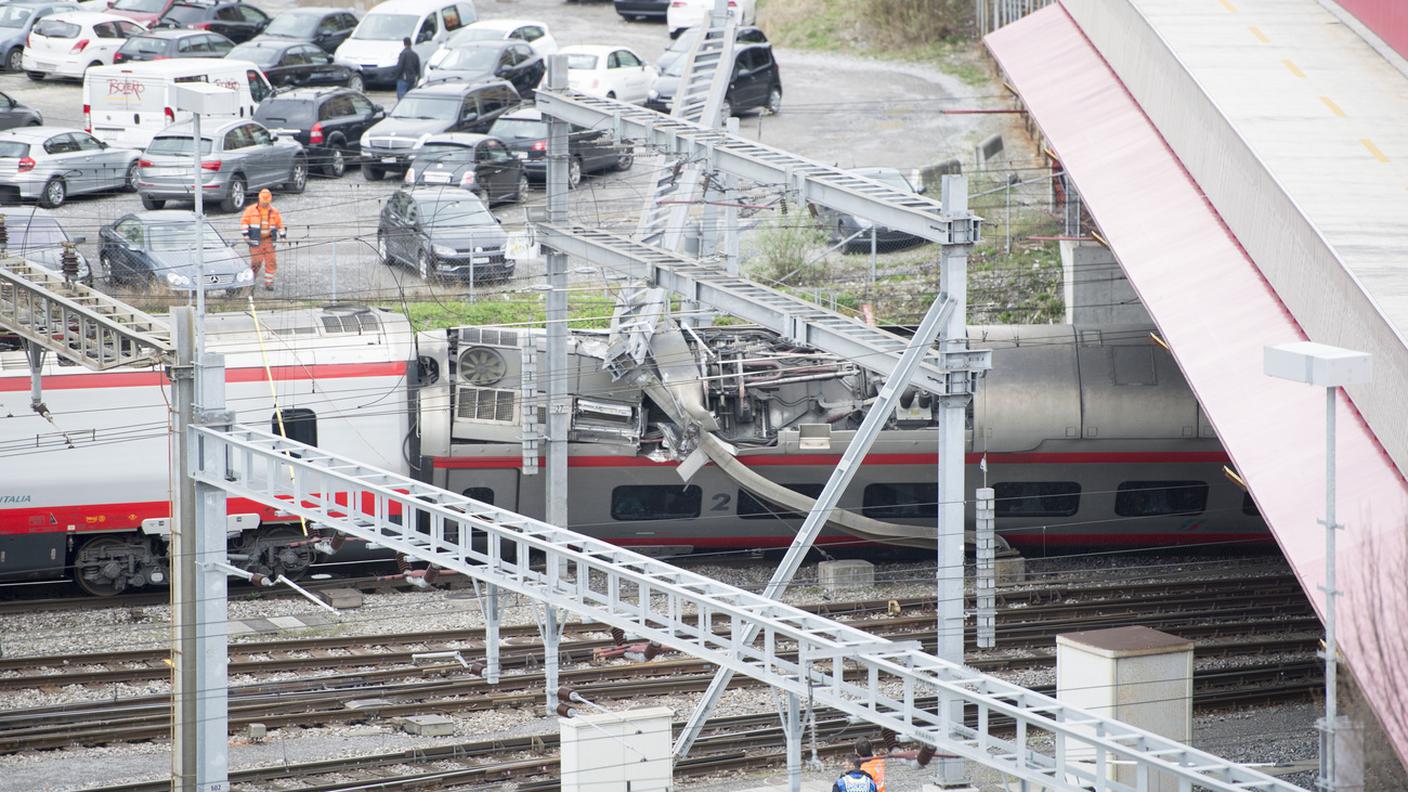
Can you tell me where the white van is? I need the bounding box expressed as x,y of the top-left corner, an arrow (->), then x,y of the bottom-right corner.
82,58 -> 273,150
334,0 -> 476,87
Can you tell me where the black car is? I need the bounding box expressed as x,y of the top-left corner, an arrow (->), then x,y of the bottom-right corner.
404,133 -> 526,205
657,25 -> 766,74
153,1 -> 269,43
98,210 -> 254,294
421,40 -> 542,99
812,167 -> 926,252
377,187 -> 510,283
648,42 -> 780,119
230,40 -> 361,90
488,106 -> 631,188
614,0 -> 669,21
112,28 -> 232,63
257,6 -> 357,53
360,80 -> 520,181
254,87 -> 382,177
0,90 -> 41,129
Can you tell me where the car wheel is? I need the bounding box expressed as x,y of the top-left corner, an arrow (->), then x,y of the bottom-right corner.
766,85 -> 782,115
221,176 -> 246,213
416,247 -> 431,281
98,252 -> 117,285
346,73 -> 363,92
364,164 -> 384,181
25,71 -> 43,81
515,172 -> 529,203
141,194 -> 165,210
85,61 -> 102,76
567,156 -> 582,190
376,233 -> 394,265
38,177 -> 64,209
323,146 -> 345,178
123,161 -> 139,192
613,149 -> 634,172
225,287 -> 251,299
5,48 -> 21,72
284,157 -> 307,193
719,99 -> 733,120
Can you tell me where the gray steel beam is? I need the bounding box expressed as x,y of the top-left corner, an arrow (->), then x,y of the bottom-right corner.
535,90 -> 980,244
545,57 -> 570,533
536,224 -> 989,396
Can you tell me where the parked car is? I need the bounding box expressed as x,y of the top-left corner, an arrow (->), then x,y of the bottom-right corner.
98,209 -> 253,294
105,0 -> 178,26
0,206 -> 90,281
613,0 -> 668,22
812,167 -> 926,252
112,28 -> 232,62
21,12 -> 144,80
359,79 -> 517,180
137,118 -> 306,212
151,1 -> 269,44
656,24 -> 765,75
0,126 -> 139,207
487,106 -> 631,188
648,42 -> 780,118
254,86 -> 383,176
403,133 -> 525,204
229,39 -> 362,89
422,40 -> 540,98
559,45 -> 655,104
377,187 -> 509,283
84,59 -> 273,150
257,7 -> 358,53
333,0 -> 476,87
0,0 -> 80,72
0,91 -> 43,129
666,0 -> 755,37
444,18 -> 554,57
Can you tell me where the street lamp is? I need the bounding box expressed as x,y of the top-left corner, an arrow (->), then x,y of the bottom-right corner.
1264,341 -> 1371,792
172,82 -> 238,356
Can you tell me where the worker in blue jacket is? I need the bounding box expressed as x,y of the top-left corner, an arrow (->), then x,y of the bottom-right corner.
831,756 -> 878,792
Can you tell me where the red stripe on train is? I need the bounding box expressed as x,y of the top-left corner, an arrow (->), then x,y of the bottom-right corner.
431,451 -> 1234,469
0,361 -> 408,392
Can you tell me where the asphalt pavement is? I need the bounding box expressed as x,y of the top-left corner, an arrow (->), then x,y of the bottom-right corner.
0,0 -> 987,307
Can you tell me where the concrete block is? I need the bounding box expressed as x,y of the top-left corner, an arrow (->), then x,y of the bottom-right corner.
561,707 -> 672,792
401,715 -> 456,736
995,554 -> 1026,584
266,616 -> 305,631
345,698 -> 392,710
1059,240 -> 1151,326
246,723 -> 266,741
318,587 -> 363,609
818,560 -> 875,593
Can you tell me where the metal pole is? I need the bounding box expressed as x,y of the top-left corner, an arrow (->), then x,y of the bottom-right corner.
25,343 -> 42,413
936,174 -> 970,786
545,55 -> 569,532
193,347 -> 228,792
976,486 -> 995,649
723,117 -> 740,276
1320,385 -> 1339,792
1004,175 -> 1011,256
484,583 -> 500,684
191,113 -> 204,354
543,606 -> 560,716
870,226 -> 878,285
330,239 -> 337,303
785,691 -> 802,792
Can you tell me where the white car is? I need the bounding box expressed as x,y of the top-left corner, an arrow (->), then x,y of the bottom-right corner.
559,45 -> 656,105
22,11 -> 143,80
444,18 -> 556,58
666,0 -> 755,37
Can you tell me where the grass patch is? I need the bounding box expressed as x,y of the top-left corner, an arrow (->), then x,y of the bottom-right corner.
391,293 -> 621,332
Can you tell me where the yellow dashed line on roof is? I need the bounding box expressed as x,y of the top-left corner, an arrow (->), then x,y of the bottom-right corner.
1282,59 -> 1306,78
1249,26 -> 1269,43
1320,96 -> 1346,117
1361,139 -> 1389,163
1220,0 -> 1237,12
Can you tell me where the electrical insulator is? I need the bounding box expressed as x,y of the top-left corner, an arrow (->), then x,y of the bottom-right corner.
881,729 -> 898,752
916,745 -> 936,767
396,555 -> 411,574
0,214 -> 9,253
60,242 -> 79,282
624,641 -> 664,662
423,566 -> 440,584
555,686 -> 582,718
610,627 -> 626,645
469,661 -> 486,677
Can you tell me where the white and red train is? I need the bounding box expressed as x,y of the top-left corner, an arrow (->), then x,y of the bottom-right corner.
0,305 -> 1266,594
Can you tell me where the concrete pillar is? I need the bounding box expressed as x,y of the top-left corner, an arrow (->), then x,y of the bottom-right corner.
1056,626 -> 1193,792
1060,240 -> 1151,326
560,706 -> 673,792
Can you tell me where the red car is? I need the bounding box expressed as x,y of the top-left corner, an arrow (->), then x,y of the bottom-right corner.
104,0 -> 178,26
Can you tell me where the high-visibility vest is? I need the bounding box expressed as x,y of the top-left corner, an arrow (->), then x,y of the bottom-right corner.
859,756 -> 886,792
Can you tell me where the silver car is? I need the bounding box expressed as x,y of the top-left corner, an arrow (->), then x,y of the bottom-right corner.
0,126 -> 140,208
137,118 -> 307,213
0,206 -> 91,281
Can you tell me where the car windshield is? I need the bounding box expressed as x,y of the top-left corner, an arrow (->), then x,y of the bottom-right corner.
4,216 -> 66,249
113,0 -> 166,11
564,53 -> 596,70
160,4 -> 207,24
664,57 -> 686,77
413,143 -> 472,162
0,142 -> 31,158
865,172 -> 913,192
120,35 -> 170,55
390,95 -> 459,120
0,6 -> 33,28
264,11 -> 320,37
488,117 -> 544,140
147,221 -> 225,251
351,12 -> 415,40
229,44 -> 280,67
417,196 -> 493,226
429,46 -> 496,71
146,135 -> 215,156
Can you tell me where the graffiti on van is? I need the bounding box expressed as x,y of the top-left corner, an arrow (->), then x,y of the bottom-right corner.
213,78 -> 239,91
107,78 -> 145,99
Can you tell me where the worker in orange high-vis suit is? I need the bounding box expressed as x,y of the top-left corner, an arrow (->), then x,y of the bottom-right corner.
854,739 -> 886,792
241,189 -> 284,291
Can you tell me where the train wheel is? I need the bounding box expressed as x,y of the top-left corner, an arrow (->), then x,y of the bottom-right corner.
242,526 -> 314,581
73,537 -> 134,597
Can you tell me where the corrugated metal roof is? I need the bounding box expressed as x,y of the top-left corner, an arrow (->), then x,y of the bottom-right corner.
987,3 -> 1408,767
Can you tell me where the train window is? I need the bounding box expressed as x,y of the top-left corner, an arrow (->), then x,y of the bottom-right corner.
463,487 -> 494,505
862,483 -> 938,520
1114,481 -> 1209,517
276,408 -> 317,450
737,484 -> 825,520
993,482 -> 1081,517
1242,492 -> 1260,517
611,485 -> 702,521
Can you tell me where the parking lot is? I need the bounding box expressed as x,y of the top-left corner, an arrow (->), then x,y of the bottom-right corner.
0,0 -> 988,306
